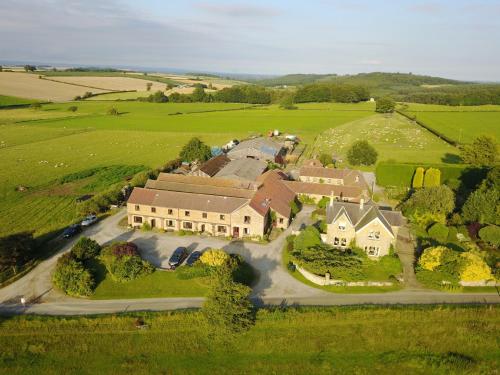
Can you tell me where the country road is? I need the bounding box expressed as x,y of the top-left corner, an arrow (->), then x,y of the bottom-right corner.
0,207 -> 498,316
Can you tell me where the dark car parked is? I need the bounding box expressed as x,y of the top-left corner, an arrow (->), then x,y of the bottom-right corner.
168,247 -> 188,269
63,224 -> 81,238
186,251 -> 202,266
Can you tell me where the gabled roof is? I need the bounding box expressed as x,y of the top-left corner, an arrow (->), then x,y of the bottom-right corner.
326,201 -> 404,235
215,158 -> 267,181
283,181 -> 365,200
250,170 -> 296,218
228,137 -> 282,157
198,154 -> 231,177
299,167 -> 367,187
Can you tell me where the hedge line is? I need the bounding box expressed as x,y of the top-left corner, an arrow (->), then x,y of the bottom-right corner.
375,162 -> 469,187
396,109 -> 458,146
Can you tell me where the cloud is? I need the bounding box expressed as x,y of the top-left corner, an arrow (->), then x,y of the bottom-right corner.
195,2 -> 281,17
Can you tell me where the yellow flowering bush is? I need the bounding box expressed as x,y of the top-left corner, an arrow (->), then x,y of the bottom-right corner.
200,249 -> 229,267
459,252 -> 492,281
418,246 -> 451,271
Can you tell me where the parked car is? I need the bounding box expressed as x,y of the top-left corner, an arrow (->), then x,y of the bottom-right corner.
81,214 -> 98,227
63,224 -> 81,238
168,247 -> 188,269
186,251 -> 202,266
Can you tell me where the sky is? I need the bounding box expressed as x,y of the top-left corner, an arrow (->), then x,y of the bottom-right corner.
1,0 -> 499,81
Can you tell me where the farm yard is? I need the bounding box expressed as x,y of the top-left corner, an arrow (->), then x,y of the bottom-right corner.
313,112 -> 458,165
0,101 -> 374,238
401,103 -> 500,144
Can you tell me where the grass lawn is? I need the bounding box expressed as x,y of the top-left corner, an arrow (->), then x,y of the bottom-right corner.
401,103 -> 500,144
0,101 -> 374,238
85,91 -> 153,101
282,249 -> 402,294
312,112 -> 458,169
0,95 -> 39,107
0,305 -> 497,374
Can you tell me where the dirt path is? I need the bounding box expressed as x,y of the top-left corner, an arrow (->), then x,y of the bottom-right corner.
396,225 -> 422,289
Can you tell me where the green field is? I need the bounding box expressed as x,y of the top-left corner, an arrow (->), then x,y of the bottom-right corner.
0,95 -> 39,107
85,91 -> 152,101
402,103 -> 500,143
0,306 -> 498,374
0,101 -> 374,238
313,112 -> 458,166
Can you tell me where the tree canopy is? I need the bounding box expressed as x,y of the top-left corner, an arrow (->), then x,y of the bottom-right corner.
460,135 -> 497,167
179,137 -> 212,163
347,140 -> 378,166
375,96 -> 395,113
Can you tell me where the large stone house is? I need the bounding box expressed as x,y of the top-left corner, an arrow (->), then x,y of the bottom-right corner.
127,171 -> 297,238
325,199 -> 404,257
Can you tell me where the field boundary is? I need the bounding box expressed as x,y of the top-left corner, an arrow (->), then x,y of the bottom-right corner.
396,109 -> 458,147
39,76 -> 117,92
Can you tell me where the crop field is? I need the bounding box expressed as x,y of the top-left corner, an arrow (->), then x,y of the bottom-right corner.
44,76 -> 167,92
0,101 -> 374,238
0,305 -> 498,374
402,103 -> 500,143
313,112 -> 457,166
0,72 -> 110,102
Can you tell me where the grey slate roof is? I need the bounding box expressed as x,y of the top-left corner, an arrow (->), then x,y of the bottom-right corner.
215,158 -> 268,181
228,137 -> 282,158
326,201 -> 404,235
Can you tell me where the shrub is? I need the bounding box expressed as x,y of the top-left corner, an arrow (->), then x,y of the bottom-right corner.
317,196 -> 330,209
418,246 -> 454,271
293,226 -> 321,252
52,253 -> 94,296
319,153 -> 333,166
459,252 -> 492,281
176,262 -> 212,280
423,168 -> 441,187
68,106 -> 78,112
375,96 -> 395,113
107,107 -> 119,116
71,237 -> 101,260
403,185 -> 455,219
200,249 -> 230,267
347,140 -> 378,166
141,222 -> 152,231
479,225 -> 500,247
427,223 -> 450,243
412,167 -> 424,188
99,242 -> 154,282
179,137 -> 212,163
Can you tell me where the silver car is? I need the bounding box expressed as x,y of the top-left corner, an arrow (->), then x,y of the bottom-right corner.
81,214 -> 98,227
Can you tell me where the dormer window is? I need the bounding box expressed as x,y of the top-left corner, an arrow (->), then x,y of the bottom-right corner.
338,222 -> 346,231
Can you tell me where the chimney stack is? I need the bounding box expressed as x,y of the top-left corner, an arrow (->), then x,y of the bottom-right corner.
329,190 -> 334,208
360,198 -> 364,210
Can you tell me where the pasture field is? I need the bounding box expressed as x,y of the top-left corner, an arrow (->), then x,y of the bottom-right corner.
0,72 -> 110,102
401,103 -> 500,143
313,112 -> 457,166
0,102 -> 374,238
0,306 -> 498,374
0,95 -> 38,107
85,91 -> 153,101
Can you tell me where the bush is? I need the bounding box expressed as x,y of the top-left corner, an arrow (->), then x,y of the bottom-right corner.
319,153 -> 333,166
293,226 -> 321,252
347,140 -> 378,166
179,137 -> 212,163
427,223 -> 450,243
479,225 -> 500,247
68,106 -> 78,112
200,249 -> 230,267
375,96 -> 395,113
412,167 -> 424,188
403,185 -> 455,220
418,246 -> 455,271
176,262 -> 212,280
107,107 -> 119,116
52,253 -> 94,297
317,196 -> 330,209
99,242 -> 154,282
423,168 -> 441,187
459,252 -> 492,281
71,237 -> 101,260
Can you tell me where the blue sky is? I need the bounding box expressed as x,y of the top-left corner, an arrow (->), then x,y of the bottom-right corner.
1,0 -> 499,80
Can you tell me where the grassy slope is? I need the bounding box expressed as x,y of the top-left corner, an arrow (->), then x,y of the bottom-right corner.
0,102 -> 373,237
0,95 -> 38,107
403,103 -> 500,143
313,112 -> 458,168
0,306 -> 498,374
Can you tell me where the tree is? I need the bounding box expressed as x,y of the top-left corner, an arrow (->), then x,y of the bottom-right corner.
179,137 -> 212,163
0,232 -> 35,273
146,90 -> 168,103
146,82 -> 152,91
99,243 -> 154,282
279,94 -> 297,110
191,86 -> 206,102
202,266 -> 253,334
293,226 -> 322,252
71,237 -> 101,261
24,65 -> 36,72
68,106 -> 78,112
462,188 -> 499,225
347,140 -> 378,166
403,185 -> 455,219
319,153 -> 333,167
52,253 -> 95,296
200,249 -> 230,267
30,102 -> 41,110
0,66 -> 3,72
460,135 -> 497,166
107,107 -> 119,116
479,225 -> 500,247
375,97 -> 395,113
412,167 -> 424,188
423,168 -> 441,187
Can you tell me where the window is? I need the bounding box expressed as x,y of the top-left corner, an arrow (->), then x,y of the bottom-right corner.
220,214 -> 225,220
151,207 -> 156,213
183,222 -> 193,230
135,205 -> 140,211
166,220 -> 174,227
334,237 -> 339,246
340,238 -> 347,247
338,222 -> 346,231
368,231 -> 381,240
185,211 -> 190,217
279,218 -> 284,224
202,212 -> 208,219
217,226 -> 226,233
243,228 -> 249,235
168,209 -> 173,215
367,246 -> 379,256
244,216 -> 251,224
133,216 -> 142,223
